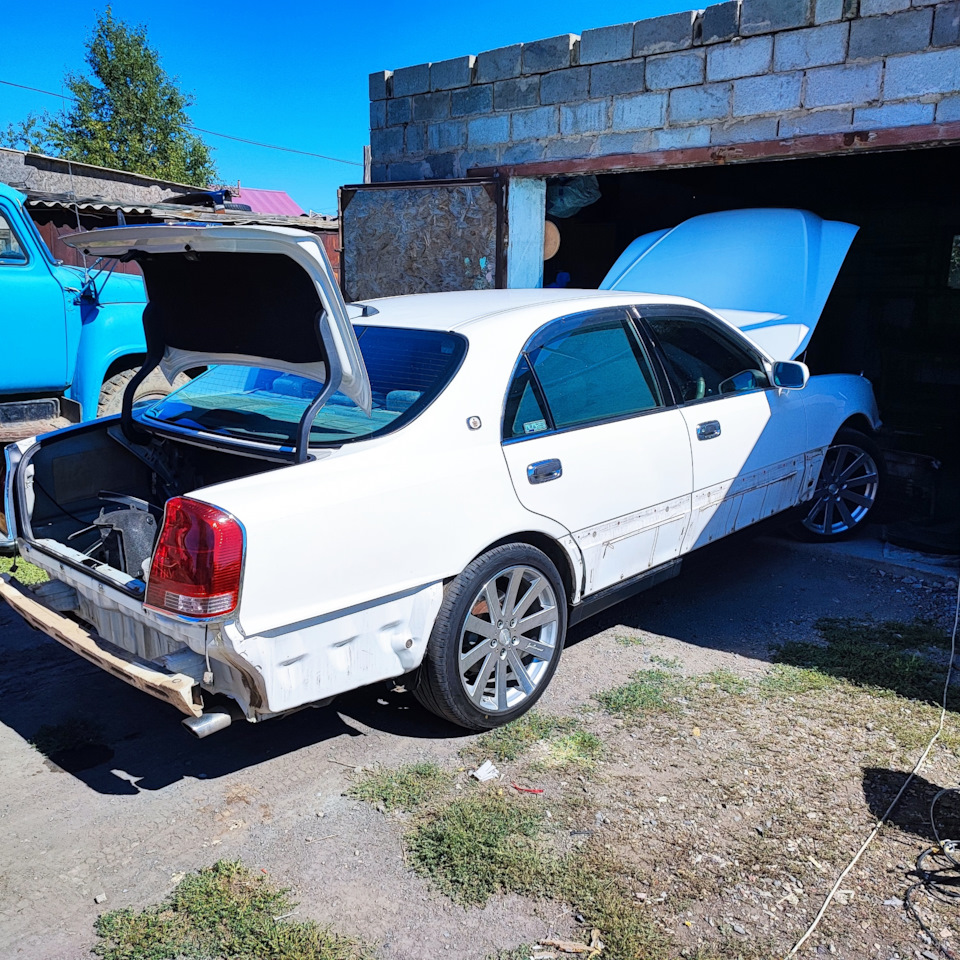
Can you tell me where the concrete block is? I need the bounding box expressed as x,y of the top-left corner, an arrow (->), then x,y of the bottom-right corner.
511,106 -> 560,140
653,125 -> 712,149
710,116 -> 780,143
932,1 -> 960,47
611,92 -> 668,130
733,71 -> 802,115
370,126 -> 404,160
706,36 -> 773,80
589,61 -> 646,97
523,34 -> 578,75
370,100 -> 386,130
634,10 -> 697,55
467,114 -> 510,147
814,0 -> 844,23
581,22 -> 635,64
369,71 -> 392,101
849,8 -> 933,58
561,100 -> 610,135
540,67 -> 590,104
430,55 -> 476,91
494,77 -> 541,111
427,120 -> 467,151
476,44 -> 523,83
670,83 -> 732,122
774,22 -> 849,70
412,92 -> 451,122
700,2 -> 740,44
405,124 -> 425,154
460,149 -> 499,173
884,47 -> 960,98
803,62 -> 882,107
544,137 -> 593,160
425,153 -> 457,178
595,130 -> 656,155
860,0 -> 909,13
388,161 -> 428,181
741,0 -> 813,35
936,95 -> 960,122
646,50 -> 706,88
853,101 -> 935,127
451,84 -> 494,117
386,97 -> 411,126
370,162 -> 388,183
501,141 -> 545,165
392,63 -> 431,97
778,107 -> 853,136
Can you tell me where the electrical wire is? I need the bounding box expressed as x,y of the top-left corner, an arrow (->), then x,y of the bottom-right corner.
784,573 -> 960,959
0,78 -> 362,167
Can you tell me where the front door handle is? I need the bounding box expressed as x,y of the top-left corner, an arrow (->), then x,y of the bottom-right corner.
696,420 -> 721,441
527,458 -> 562,484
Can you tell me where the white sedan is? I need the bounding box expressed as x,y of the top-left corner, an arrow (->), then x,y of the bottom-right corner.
0,209 -> 882,734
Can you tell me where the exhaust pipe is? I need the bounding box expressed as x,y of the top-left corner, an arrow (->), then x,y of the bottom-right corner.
182,707 -> 235,739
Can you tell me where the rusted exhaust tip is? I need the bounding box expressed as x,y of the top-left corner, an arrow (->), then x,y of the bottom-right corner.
182,708 -> 234,739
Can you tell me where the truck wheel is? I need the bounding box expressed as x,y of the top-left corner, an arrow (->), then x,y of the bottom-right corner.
97,367 -> 189,418
413,543 -> 566,731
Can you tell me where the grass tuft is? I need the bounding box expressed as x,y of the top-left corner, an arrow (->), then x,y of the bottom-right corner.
347,762 -> 450,812
593,669 -> 680,717
0,556 -> 48,585
696,668 -> 751,697
614,633 -> 647,647
93,860 -> 368,960
537,730 -> 604,771
463,712 -> 579,763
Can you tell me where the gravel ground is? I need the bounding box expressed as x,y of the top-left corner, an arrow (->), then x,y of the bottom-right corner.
0,530 -> 956,960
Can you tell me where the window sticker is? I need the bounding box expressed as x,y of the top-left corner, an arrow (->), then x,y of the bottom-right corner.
523,419 -> 547,434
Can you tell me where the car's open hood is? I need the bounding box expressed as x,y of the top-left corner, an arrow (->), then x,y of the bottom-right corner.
65,224 -> 371,413
600,208 -> 858,359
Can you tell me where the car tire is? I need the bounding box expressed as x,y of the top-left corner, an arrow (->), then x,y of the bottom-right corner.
97,367 -> 189,418
791,427 -> 884,541
413,543 -> 567,731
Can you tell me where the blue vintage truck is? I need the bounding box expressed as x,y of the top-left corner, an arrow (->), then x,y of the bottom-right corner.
0,181 -> 181,435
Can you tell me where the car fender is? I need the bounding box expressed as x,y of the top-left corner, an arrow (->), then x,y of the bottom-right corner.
801,373 -> 881,449
69,301 -> 147,419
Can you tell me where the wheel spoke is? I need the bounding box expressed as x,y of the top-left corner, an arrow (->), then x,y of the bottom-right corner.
850,471 -> 878,487
516,634 -> 552,658
838,451 -> 867,482
464,614 -> 499,640
469,653 -> 497,705
502,568 -> 524,620
483,581 -> 502,624
460,641 -> 492,669
517,607 -> 556,634
514,576 -> 546,619
842,489 -> 874,509
495,658 -> 509,711
822,498 -> 835,533
835,497 -> 855,530
506,650 -> 534,695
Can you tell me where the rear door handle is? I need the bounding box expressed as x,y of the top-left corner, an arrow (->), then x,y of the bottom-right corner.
527,458 -> 562,484
696,420 -> 721,441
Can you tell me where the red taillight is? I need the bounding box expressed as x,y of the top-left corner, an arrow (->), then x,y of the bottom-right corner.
145,497 -> 244,618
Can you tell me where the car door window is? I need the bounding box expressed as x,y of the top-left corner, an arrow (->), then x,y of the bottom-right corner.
503,309 -> 662,439
0,212 -> 28,264
646,315 -> 769,402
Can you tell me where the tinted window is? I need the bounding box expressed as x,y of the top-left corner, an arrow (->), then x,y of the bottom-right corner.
646,315 -> 769,402
143,325 -> 466,447
504,310 -> 662,438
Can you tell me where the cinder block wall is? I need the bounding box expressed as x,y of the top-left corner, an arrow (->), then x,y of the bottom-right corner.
368,0 -> 960,181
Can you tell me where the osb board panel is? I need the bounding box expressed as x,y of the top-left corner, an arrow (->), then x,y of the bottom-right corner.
342,183 -> 498,301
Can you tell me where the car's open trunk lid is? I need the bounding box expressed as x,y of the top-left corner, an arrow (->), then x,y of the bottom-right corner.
600,208 -> 858,360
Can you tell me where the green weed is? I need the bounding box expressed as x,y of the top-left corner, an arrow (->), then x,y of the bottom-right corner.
695,668 -> 751,696
93,860 -> 368,960
347,762 -> 450,812
650,654 -> 682,670
462,712 -> 579,763
614,634 -> 647,647
538,730 -> 604,771
593,669 -> 680,717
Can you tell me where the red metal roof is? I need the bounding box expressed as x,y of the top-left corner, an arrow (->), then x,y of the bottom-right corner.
230,187 -> 305,216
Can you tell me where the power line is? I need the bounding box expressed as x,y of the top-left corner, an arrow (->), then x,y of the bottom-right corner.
0,78 -> 362,167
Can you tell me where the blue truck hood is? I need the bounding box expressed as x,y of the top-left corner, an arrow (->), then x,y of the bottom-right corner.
53,264 -> 146,305
600,208 -> 858,360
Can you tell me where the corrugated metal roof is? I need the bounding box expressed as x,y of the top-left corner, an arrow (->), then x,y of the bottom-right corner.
229,187 -> 305,216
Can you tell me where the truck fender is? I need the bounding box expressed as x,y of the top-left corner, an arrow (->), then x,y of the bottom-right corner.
68,303 -> 147,419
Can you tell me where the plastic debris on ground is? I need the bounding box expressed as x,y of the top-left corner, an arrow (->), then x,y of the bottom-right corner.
471,760 -> 499,782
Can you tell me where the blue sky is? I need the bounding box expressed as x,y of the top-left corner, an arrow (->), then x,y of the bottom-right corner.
1,1 -> 694,216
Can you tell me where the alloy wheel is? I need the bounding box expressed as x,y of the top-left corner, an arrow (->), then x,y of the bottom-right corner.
802,443 -> 880,537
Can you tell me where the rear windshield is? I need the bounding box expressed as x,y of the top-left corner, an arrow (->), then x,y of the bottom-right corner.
141,325 -> 466,448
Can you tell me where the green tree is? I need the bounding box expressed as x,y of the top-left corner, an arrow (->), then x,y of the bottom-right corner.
3,8 -> 216,185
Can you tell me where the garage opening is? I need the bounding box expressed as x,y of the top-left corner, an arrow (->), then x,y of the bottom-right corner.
542,147 -> 960,548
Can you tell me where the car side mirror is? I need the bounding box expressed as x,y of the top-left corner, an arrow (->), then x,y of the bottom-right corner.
772,360 -> 809,390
